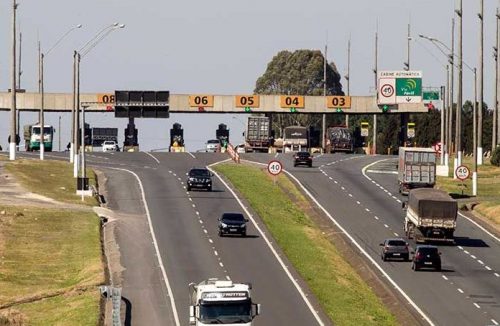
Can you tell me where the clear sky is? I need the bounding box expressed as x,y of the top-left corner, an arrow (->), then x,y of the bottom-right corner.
0,0 -> 498,151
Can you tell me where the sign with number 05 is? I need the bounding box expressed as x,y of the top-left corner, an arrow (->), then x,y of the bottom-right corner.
326,96 -> 351,108
455,165 -> 470,181
189,95 -> 214,107
280,96 -> 304,108
267,160 -> 283,176
235,95 -> 260,108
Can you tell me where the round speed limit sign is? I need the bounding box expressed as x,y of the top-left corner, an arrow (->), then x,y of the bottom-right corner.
455,165 -> 470,180
267,160 -> 283,176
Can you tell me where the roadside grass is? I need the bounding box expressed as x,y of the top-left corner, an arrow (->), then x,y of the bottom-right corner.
0,205 -> 104,323
4,159 -> 98,206
214,163 -> 397,326
437,157 -> 500,226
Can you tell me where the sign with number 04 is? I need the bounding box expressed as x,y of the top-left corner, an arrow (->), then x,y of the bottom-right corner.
267,160 -> 283,176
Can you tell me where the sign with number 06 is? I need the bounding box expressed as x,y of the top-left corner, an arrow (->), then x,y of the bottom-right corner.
267,160 -> 283,176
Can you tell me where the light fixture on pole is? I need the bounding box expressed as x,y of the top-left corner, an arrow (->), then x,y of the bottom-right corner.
40,24 -> 82,160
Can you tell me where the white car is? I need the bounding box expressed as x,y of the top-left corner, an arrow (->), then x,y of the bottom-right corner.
205,139 -> 221,152
102,141 -> 119,152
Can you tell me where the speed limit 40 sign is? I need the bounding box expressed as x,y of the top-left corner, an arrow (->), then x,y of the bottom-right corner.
267,160 -> 283,176
455,165 -> 470,181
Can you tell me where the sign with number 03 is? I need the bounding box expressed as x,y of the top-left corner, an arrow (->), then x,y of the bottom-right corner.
235,95 -> 260,108
455,165 -> 470,181
267,160 -> 283,176
326,96 -> 351,108
280,96 -> 304,108
189,95 -> 214,107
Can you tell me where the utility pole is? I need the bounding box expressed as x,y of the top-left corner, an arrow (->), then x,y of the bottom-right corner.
373,30 -> 378,155
71,51 -> 76,163
38,40 -> 41,122
478,0 -> 484,165
405,22 -> 411,70
322,41 -> 327,153
9,0 -> 17,161
449,18 -> 455,165
73,52 -> 81,177
455,0 -> 463,173
17,30 -> 22,138
497,8 -> 500,148
40,53 -> 45,160
345,37 -> 351,127
473,68 -> 478,196
58,116 -> 61,152
491,7 -> 500,152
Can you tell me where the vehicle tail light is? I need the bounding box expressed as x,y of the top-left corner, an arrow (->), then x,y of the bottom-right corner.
415,252 -> 423,259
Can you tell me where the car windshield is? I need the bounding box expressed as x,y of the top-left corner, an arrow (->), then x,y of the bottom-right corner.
418,247 -> 438,255
222,213 -> 245,222
190,169 -> 210,177
297,152 -> 310,157
104,141 -> 115,145
387,240 -> 406,246
199,300 -> 252,324
207,140 -> 220,144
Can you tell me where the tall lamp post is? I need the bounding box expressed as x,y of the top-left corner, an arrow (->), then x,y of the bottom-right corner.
73,23 -> 125,186
9,0 -> 18,161
40,24 -> 82,160
419,34 -> 478,196
71,23 -> 124,171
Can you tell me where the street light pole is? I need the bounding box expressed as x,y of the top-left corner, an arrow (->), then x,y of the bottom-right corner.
373,30 -> 378,155
497,8 -> 500,148
9,0 -> 18,161
345,37 -> 351,127
473,68 -> 478,196
478,0 -> 484,165
456,0 -> 463,168
449,18 -> 455,167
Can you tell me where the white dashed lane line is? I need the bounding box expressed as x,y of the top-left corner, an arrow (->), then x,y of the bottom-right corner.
458,288 -> 464,294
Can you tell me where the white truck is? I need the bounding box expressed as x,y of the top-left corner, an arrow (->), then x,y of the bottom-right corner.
189,279 -> 261,325
404,188 -> 458,243
23,123 -> 55,152
398,147 -> 436,195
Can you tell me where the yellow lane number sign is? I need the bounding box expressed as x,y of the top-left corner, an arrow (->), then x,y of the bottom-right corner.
189,95 -> 214,107
235,95 -> 260,108
97,93 -> 115,104
280,95 -> 304,108
326,96 -> 351,108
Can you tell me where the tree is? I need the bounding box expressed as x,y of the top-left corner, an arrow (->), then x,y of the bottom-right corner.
254,49 -> 343,136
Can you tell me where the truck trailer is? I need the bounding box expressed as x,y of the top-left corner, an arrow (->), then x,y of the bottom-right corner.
404,188 -> 457,243
245,116 -> 271,152
283,126 -> 308,152
326,126 -> 354,153
398,147 -> 436,195
189,279 -> 261,325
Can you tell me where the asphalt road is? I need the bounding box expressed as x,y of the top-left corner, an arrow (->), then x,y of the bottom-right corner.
7,150 -> 500,326
242,152 -> 500,326
45,151 -> 327,326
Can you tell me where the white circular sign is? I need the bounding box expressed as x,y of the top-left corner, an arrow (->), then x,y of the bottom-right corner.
381,84 -> 395,97
267,160 -> 283,176
455,165 -> 470,181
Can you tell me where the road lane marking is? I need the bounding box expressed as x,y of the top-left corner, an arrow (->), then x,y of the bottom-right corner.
187,152 -> 196,159
348,194 -> 353,197
145,152 -> 160,164
492,319 -> 499,325
384,224 -> 389,228
109,167 -> 180,325
494,273 -> 500,277
458,288 -> 464,294
214,251 -> 218,256
366,170 -> 398,174
374,216 -> 379,220
485,266 -> 492,271
471,255 -> 477,259
219,262 -> 224,267
209,162 -> 326,326
393,232 -> 399,237
473,303 -> 480,309
442,275 -> 448,281
477,260 -> 484,265
356,201 -> 361,205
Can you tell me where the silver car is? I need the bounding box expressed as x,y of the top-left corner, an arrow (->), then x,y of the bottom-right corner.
205,139 -> 221,152
380,238 -> 410,261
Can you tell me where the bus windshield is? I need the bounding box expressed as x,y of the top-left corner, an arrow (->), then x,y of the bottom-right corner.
32,127 -> 52,135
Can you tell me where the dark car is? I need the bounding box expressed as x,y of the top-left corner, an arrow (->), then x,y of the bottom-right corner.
294,151 -> 312,167
218,213 -> 248,237
380,238 -> 410,261
186,168 -> 213,191
412,245 -> 442,271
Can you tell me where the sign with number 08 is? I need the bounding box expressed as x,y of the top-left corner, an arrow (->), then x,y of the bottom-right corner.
455,165 -> 470,180
267,160 -> 283,176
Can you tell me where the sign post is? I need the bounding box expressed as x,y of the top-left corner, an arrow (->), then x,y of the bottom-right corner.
455,165 -> 471,195
267,160 -> 283,185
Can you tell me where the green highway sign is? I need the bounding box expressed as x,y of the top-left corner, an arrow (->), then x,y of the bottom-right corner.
378,71 -> 423,104
396,78 -> 422,97
423,91 -> 440,101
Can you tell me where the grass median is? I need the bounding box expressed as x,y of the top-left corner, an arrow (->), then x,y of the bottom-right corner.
436,158 -> 500,227
0,205 -> 104,325
213,163 -> 397,326
5,159 -> 98,206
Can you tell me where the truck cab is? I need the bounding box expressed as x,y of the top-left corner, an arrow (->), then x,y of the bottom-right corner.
189,279 -> 261,325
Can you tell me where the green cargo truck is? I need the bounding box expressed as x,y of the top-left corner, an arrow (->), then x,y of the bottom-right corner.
23,124 -> 55,152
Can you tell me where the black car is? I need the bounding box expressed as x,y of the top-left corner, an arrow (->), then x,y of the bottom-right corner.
380,238 -> 410,261
412,245 -> 442,271
186,168 -> 213,191
294,151 -> 312,167
218,213 -> 248,237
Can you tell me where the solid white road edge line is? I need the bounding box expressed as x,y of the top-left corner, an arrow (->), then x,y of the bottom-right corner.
145,152 -> 160,164
110,167 -> 180,326
208,162 -> 325,326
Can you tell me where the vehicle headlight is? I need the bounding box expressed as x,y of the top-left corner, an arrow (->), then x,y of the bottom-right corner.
240,224 -> 246,228
221,223 -> 227,228
189,177 -> 195,181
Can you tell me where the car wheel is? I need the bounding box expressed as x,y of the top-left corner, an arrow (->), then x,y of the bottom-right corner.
412,263 -> 419,271
404,254 -> 410,262
308,163 -> 312,167
219,231 -> 223,237
187,186 -> 191,191
436,264 -> 441,271
242,231 -> 246,237
381,253 -> 386,261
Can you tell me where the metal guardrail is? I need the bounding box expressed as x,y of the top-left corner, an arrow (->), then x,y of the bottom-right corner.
100,285 -> 122,326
